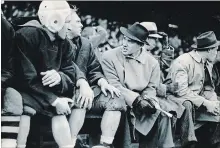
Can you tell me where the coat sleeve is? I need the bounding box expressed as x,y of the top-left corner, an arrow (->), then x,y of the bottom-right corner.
16,28 -> 58,105
101,53 -> 139,106
167,60 -> 207,108
53,39 -> 86,95
213,63 -> 220,97
140,62 -> 160,103
1,17 -> 16,89
87,43 -> 105,85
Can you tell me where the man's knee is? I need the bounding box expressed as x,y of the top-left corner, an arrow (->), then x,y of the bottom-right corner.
2,87 -> 23,115
181,101 -> 194,122
183,101 -> 193,111
52,115 -> 69,129
159,113 -> 171,126
106,96 -> 127,112
23,106 -> 36,116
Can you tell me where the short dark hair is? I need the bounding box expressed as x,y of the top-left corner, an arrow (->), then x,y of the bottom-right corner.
69,4 -> 78,13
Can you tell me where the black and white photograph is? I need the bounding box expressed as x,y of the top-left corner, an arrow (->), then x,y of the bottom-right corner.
1,1 -> 220,148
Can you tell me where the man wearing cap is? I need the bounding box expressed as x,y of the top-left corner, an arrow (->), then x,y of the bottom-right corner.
140,22 -> 164,56
101,22 -> 174,148
165,31 -> 220,148
14,1 -> 90,148
140,22 -> 185,127
140,22 -> 174,80
211,44 -> 220,148
64,8 -> 126,148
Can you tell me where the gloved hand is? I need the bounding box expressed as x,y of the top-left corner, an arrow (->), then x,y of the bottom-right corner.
132,96 -> 157,115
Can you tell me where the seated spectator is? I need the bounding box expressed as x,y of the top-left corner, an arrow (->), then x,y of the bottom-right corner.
213,48 -> 220,99
66,8 -> 126,148
13,1 -> 89,148
101,22 -> 174,148
1,12 -> 23,148
212,44 -> 220,148
165,31 -> 220,148
81,26 -> 108,60
140,21 -> 185,126
141,22 -> 163,55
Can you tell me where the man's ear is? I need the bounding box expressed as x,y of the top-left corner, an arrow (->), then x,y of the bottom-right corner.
207,48 -> 212,52
206,49 -> 210,53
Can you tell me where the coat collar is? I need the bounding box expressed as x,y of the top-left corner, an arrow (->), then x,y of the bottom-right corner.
189,50 -> 204,63
123,48 -> 147,64
20,20 -> 56,41
189,50 -> 213,70
72,36 -> 82,49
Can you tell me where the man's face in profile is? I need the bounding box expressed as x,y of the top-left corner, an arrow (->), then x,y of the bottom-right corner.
66,12 -> 83,39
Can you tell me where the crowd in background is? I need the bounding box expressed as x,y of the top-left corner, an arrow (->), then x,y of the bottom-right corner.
1,2 -> 220,148
1,2 -> 205,59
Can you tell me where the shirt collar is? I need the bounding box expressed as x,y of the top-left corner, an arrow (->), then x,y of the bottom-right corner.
72,36 -> 81,49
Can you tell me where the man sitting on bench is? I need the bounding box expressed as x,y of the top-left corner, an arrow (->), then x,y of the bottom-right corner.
65,7 -> 127,148
1,9 -> 23,148
101,22 -> 174,148
13,1 -> 90,148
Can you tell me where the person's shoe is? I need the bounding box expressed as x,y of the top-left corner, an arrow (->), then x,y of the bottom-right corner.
182,141 -> 196,148
92,142 -> 113,148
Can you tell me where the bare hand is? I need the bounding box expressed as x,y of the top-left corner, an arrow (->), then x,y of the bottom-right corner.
203,100 -> 220,116
99,78 -> 121,98
41,70 -> 61,87
55,97 -> 73,115
76,79 -> 94,109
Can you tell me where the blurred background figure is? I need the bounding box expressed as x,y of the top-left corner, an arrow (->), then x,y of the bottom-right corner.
168,24 -> 182,58
141,22 -> 163,55
140,22 -> 174,78
81,26 -> 110,61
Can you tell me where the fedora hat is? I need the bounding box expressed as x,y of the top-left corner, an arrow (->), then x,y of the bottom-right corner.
120,22 -> 149,44
191,31 -> 220,50
140,22 -> 162,39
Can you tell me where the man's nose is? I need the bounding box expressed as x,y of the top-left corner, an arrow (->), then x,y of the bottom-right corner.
123,40 -> 128,46
80,23 -> 83,28
123,43 -> 127,47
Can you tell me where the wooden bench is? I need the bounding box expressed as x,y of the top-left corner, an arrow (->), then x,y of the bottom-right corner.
26,111 -> 135,148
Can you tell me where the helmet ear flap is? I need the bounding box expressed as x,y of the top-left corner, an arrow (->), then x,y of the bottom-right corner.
47,13 -> 65,33
38,1 -> 71,33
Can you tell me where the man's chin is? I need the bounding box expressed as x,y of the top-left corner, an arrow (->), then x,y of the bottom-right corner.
67,34 -> 78,40
121,51 -> 129,56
